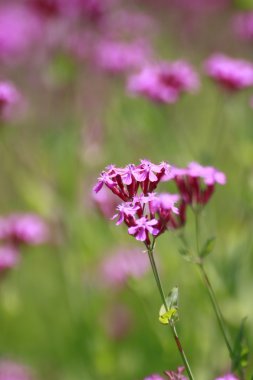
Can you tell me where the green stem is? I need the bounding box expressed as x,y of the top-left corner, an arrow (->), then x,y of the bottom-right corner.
146,243 -> 195,380
194,213 -> 235,367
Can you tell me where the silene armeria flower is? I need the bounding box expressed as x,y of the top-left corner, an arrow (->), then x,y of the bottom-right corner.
204,53 -> 253,91
127,60 -> 200,103
144,367 -> 187,380
0,359 -> 35,380
170,162 -> 226,207
0,245 -> 20,273
94,160 -> 181,244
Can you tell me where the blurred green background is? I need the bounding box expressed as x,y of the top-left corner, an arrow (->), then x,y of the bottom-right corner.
1,1 -> 253,379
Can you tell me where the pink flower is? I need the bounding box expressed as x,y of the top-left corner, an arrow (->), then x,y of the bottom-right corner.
0,214 -> 49,246
112,203 -> 140,225
128,60 -> 199,103
102,247 -> 149,286
128,217 -> 159,242
165,366 -> 187,379
0,245 -> 19,272
215,374 -> 239,380
204,54 -> 253,91
0,82 -> 21,120
94,39 -> 151,74
170,163 -> 226,207
92,186 -> 120,219
144,375 -> 165,380
233,12 -> 253,41
0,359 -> 34,380
0,5 -> 42,63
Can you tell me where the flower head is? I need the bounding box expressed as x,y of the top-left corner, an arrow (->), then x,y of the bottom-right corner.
171,162 -> 226,207
204,54 -> 253,91
128,60 -> 199,103
164,366 -> 187,379
0,214 -> 49,246
128,217 -> 159,242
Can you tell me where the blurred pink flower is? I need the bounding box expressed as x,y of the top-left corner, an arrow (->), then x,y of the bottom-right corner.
0,82 -> 22,121
170,0 -> 228,12
233,12 -> 253,41
101,247 -> 149,286
94,39 -> 151,74
128,60 -> 199,103
215,374 -> 239,380
0,5 -> 42,63
144,375 -> 165,380
164,366 -> 187,379
204,54 -> 253,91
92,186 -> 120,219
0,214 -> 49,246
0,245 -> 19,272
0,360 -> 34,380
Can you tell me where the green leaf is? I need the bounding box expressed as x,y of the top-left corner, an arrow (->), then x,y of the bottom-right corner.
233,0 -> 253,10
159,287 -> 179,325
232,317 -> 249,374
200,237 -> 216,258
178,248 -> 189,256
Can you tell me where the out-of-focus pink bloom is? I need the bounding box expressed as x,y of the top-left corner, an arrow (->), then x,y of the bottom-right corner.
92,186 -> 120,219
170,0 -> 228,12
94,39 -> 151,74
0,5 -> 42,63
0,245 -> 19,272
144,375 -> 165,380
128,60 -> 199,103
0,360 -> 34,380
104,303 -> 133,340
65,31 -> 95,61
0,214 -> 49,246
0,82 -> 21,120
164,366 -> 187,379
233,12 -> 253,41
28,0 -> 62,18
171,162 -> 226,206
204,54 -> 253,91
144,367 -> 187,380
102,247 -> 149,286
100,10 -> 157,39
215,374 -> 239,380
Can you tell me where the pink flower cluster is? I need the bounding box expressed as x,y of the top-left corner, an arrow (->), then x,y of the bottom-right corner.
94,160 -> 226,245
204,54 -> 253,91
0,213 -> 48,273
128,60 -> 200,103
144,370 -> 238,380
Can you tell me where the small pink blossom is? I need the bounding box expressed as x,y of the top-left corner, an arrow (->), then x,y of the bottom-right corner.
102,247 -> 149,286
171,162 -> 226,206
144,375 -> 165,380
112,203 -> 140,225
204,54 -> 253,91
128,217 -> 159,242
128,60 -> 199,103
0,245 -> 19,272
165,366 -> 187,379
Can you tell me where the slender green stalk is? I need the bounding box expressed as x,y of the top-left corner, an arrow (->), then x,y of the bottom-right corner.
194,213 -> 234,361
146,243 -> 195,380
